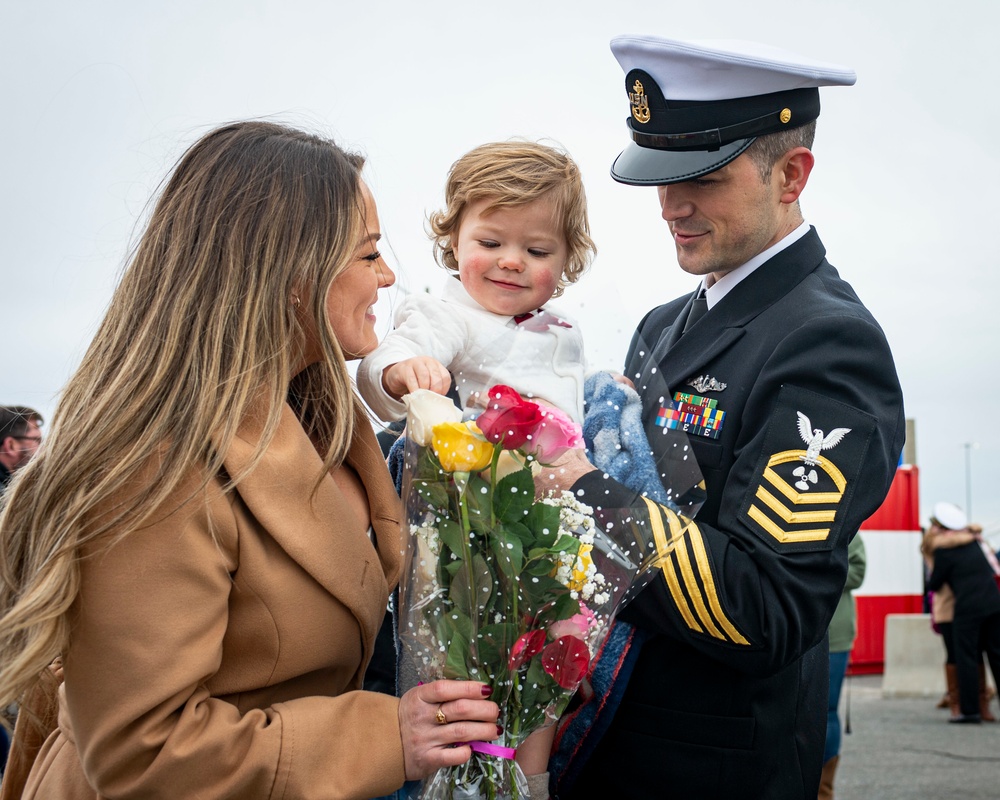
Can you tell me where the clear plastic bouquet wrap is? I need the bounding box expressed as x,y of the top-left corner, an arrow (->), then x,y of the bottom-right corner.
396,384 -> 703,799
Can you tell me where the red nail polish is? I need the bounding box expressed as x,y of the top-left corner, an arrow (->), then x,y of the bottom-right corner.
496,724 -> 504,736
481,685 -> 493,697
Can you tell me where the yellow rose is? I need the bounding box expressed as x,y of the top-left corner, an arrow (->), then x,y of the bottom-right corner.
431,421 -> 494,473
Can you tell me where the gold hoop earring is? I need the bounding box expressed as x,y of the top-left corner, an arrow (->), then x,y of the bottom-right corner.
291,295 -> 301,309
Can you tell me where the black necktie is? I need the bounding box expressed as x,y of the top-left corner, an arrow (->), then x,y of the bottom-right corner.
682,290 -> 708,334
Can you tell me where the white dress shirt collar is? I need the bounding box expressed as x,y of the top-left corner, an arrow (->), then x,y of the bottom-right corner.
700,221 -> 810,308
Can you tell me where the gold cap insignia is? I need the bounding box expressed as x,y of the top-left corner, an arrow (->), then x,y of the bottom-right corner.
779,108 -> 792,124
629,79 -> 651,124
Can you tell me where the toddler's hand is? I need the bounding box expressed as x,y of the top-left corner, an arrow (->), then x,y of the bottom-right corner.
383,357 -> 452,400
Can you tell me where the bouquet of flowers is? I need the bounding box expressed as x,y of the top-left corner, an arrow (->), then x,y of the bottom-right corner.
397,385 -> 690,799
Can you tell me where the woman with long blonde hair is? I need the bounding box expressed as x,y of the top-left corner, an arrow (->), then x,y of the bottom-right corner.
0,120 -> 500,799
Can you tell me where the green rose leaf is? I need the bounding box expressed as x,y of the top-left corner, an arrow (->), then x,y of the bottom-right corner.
411,472 -> 452,513
549,591 -> 580,621
445,626 -> 472,680
476,622 -> 517,678
435,605 -> 474,680
494,469 -> 534,524
504,520 -> 536,549
525,552 -> 557,575
550,533 -> 582,556
520,574 -> 569,610
438,518 -> 466,556
490,531 -> 524,579
524,502 -> 561,547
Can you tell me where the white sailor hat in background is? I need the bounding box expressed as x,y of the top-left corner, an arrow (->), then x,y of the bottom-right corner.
609,35 -> 857,185
930,501 -> 969,531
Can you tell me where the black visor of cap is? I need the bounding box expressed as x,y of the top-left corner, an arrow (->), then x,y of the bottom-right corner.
612,69 -> 821,185
612,138 -> 755,185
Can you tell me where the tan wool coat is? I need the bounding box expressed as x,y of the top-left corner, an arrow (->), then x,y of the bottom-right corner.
2,403 -> 404,799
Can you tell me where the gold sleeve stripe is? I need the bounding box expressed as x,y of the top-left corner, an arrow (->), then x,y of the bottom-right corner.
683,521 -> 751,645
642,498 -> 749,646
662,512 -> 726,640
754,486 -> 838,524
640,496 -> 703,634
748,505 -> 832,543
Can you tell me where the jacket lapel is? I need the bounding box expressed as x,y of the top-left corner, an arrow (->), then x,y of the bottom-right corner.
659,228 -> 828,391
223,402 -> 400,659
345,412 -> 402,589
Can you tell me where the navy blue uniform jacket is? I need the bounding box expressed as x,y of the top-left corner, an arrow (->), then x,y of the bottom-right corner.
570,228 -> 905,799
926,543 -> 1000,618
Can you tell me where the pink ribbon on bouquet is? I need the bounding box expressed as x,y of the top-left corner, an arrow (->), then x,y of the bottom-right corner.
468,741 -> 517,760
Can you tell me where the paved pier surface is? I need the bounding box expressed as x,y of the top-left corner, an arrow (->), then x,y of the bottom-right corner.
836,674 -> 1000,799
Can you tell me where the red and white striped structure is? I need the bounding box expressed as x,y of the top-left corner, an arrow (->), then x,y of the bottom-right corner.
850,463 -> 923,674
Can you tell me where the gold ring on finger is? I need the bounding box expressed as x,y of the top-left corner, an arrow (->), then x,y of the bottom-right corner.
435,705 -> 447,725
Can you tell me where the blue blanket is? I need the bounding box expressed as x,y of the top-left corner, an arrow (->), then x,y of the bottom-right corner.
581,371 -> 668,503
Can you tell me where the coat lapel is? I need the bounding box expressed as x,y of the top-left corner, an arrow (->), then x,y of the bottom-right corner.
222,402 -> 400,660
658,228 -> 828,392
659,325 -> 745,395
345,412 -> 402,590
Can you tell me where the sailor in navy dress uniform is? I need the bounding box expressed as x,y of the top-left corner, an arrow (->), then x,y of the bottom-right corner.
560,36 -> 906,799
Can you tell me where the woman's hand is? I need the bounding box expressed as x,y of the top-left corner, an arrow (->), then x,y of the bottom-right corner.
397,680 -> 500,781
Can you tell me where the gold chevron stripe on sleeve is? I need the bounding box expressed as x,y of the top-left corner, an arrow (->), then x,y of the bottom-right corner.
762,467 -> 844,505
755,486 -> 838,524
641,496 -> 703,634
748,504 -> 832,543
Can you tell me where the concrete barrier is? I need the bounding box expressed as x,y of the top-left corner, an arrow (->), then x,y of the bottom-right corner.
880,612 -> 998,698
881,613 -> 945,698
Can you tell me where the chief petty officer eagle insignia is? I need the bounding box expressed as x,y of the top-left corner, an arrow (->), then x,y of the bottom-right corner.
797,411 -> 851,466
743,392 -> 865,547
793,411 -> 851,492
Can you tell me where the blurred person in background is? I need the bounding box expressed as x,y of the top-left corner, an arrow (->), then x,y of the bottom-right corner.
0,406 -> 42,778
820,533 -> 865,799
0,407 -> 43,490
924,501 -> 1000,723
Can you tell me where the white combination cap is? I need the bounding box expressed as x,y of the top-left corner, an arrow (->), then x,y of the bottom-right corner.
931,501 -> 968,531
609,35 -> 856,185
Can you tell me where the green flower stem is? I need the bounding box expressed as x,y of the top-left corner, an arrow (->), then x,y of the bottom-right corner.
510,669 -> 523,744
488,444 -> 502,528
456,475 -> 480,660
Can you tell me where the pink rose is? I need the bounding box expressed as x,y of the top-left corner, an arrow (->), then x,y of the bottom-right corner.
523,404 -> 583,464
475,385 -> 545,451
548,607 -> 597,641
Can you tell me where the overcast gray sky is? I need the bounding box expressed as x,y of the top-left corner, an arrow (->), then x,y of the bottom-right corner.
4,0 -> 998,542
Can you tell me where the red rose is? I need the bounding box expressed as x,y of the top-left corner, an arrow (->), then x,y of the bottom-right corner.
541,635 -> 591,690
475,385 -> 545,451
508,629 -> 547,671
